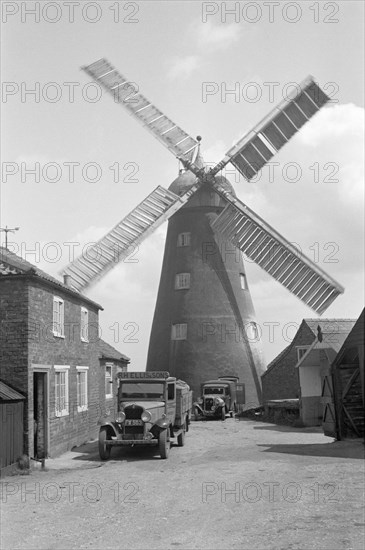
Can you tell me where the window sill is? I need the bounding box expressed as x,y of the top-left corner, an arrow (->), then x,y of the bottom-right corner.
55,411 -> 69,417
77,406 -> 88,413
53,332 -> 65,339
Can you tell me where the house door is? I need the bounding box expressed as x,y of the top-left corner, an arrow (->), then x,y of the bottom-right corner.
33,373 -> 48,459
321,371 -> 337,438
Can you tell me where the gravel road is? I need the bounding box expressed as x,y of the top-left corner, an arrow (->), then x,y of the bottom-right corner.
1,418 -> 364,550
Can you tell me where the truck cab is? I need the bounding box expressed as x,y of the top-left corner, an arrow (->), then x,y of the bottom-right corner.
98,371 -> 192,460
194,376 -> 244,420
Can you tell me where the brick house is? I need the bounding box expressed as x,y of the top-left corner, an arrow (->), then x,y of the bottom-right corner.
0,247 -> 129,460
262,319 -> 356,403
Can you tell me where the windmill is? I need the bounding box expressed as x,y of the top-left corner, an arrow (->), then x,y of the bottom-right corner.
62,58 -> 344,403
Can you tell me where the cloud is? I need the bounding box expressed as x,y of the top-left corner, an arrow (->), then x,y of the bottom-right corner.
167,55 -> 201,80
197,21 -> 241,50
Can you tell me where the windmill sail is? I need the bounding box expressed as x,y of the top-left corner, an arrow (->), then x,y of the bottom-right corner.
82,58 -> 199,166
211,76 -> 330,181
62,183 -> 198,291
211,183 -> 344,315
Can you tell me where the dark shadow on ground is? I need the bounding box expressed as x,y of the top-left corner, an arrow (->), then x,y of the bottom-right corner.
253,424 -> 324,434
258,441 -> 365,459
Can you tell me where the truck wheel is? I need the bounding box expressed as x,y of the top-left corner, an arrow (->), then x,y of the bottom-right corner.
221,407 -> 226,421
186,416 -> 190,432
177,422 -> 186,447
194,407 -> 200,421
159,429 -> 170,459
99,428 -> 111,460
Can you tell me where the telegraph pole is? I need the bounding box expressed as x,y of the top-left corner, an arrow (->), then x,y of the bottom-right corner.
0,226 -> 20,249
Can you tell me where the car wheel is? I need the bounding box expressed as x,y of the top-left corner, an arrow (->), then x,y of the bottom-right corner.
99,428 -> 111,460
159,429 -> 170,459
221,407 -> 226,421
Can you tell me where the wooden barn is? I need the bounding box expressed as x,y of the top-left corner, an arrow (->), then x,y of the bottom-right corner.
322,309 -> 364,440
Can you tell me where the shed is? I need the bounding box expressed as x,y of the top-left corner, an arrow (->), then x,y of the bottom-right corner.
0,381 -> 25,470
323,309 -> 364,439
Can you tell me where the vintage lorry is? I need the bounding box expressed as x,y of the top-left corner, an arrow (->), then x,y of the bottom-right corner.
194,376 -> 245,420
98,371 -> 192,460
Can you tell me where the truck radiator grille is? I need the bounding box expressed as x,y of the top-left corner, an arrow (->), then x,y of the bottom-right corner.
204,398 -> 214,411
124,405 -> 143,419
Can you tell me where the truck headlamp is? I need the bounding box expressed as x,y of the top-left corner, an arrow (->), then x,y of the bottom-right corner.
116,412 -> 126,423
141,411 -> 152,423
215,397 -> 224,406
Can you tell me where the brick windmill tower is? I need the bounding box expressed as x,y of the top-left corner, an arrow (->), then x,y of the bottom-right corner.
62,59 -> 344,404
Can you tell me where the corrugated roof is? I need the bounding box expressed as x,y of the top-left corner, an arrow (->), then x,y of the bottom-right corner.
0,247 -> 102,310
332,309 -> 364,366
304,318 -> 357,335
99,339 -> 130,363
0,381 -> 25,401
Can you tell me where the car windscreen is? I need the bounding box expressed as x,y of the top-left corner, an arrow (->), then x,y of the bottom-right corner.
203,387 -> 224,395
120,382 -> 164,399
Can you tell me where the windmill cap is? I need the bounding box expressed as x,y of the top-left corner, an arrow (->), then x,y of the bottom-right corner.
169,171 -> 236,197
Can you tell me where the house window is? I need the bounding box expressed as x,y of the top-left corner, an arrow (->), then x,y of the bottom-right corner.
105,365 -> 113,398
297,347 -> 309,362
53,297 -> 64,337
177,232 -> 191,247
54,366 -> 69,417
171,323 -> 187,340
81,307 -> 89,342
175,273 -> 190,290
76,367 -> 88,412
240,273 -> 248,290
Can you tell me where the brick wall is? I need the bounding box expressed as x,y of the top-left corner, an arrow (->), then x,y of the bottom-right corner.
262,322 -> 316,401
0,274 -> 116,458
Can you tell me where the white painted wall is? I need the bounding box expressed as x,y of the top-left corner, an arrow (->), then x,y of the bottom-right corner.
299,366 -> 322,397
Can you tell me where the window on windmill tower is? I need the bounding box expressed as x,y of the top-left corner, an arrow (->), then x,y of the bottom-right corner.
240,273 -> 248,289
177,232 -> 191,247
175,273 -> 191,290
246,322 -> 259,341
171,323 -> 187,340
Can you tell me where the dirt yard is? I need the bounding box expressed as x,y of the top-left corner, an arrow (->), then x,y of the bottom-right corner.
1,418 -> 364,550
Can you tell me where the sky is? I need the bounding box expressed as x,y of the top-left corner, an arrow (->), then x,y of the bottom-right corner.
1,0 -> 364,369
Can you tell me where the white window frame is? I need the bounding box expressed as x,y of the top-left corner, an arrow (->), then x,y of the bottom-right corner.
177,232 -> 191,247
53,296 -> 64,338
76,366 -> 89,412
105,364 -> 113,399
240,273 -> 248,290
175,273 -> 191,290
297,346 -> 310,362
171,323 -> 187,341
54,365 -> 69,417
80,307 -> 89,342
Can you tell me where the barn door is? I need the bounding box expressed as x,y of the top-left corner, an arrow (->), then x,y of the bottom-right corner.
321,372 -> 337,438
336,357 -> 364,439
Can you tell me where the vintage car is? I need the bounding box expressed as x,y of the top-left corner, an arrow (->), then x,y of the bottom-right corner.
194,377 -> 244,420
98,371 -> 192,460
